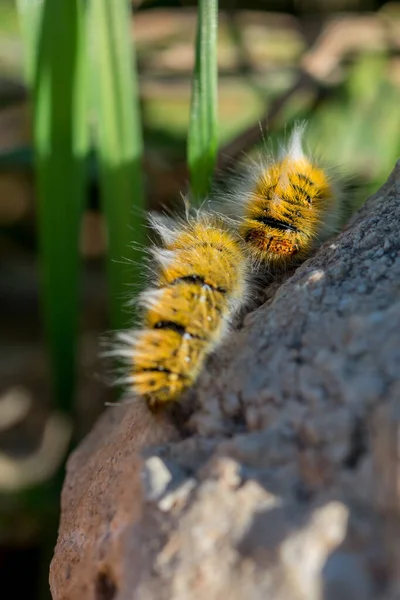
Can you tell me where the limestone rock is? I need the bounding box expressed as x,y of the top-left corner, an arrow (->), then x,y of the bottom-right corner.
50,162 -> 400,600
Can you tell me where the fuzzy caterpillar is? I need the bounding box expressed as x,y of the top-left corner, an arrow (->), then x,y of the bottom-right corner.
115,210 -> 248,410
223,123 -> 343,268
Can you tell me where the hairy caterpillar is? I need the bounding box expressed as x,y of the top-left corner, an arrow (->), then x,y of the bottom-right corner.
107,123 -> 343,409
222,123 -> 343,268
114,209 -> 249,410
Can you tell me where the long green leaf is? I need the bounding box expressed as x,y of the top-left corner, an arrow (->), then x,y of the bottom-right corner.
17,0 -> 89,412
188,0 -> 218,201
15,0 -> 43,86
90,0 -> 145,331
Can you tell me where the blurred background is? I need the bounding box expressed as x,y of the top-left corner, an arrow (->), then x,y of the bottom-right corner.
0,0 -> 399,597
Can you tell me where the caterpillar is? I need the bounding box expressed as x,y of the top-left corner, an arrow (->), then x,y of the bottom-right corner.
108,123 -> 342,410
114,209 -> 249,410
221,122 -> 343,268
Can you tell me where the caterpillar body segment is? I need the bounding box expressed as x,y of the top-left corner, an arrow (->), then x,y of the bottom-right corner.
121,211 -> 249,409
222,123 -> 343,268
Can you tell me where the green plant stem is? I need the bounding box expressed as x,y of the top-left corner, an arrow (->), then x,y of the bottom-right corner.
188,0 -> 219,202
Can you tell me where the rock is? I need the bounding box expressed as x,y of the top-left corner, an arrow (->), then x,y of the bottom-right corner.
50,161 -> 400,600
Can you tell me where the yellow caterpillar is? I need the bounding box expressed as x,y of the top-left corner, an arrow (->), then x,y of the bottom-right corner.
109,123 -> 343,410
115,209 -> 248,410
224,123 -> 343,268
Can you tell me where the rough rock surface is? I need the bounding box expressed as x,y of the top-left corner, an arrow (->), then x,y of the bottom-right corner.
50,162 -> 400,600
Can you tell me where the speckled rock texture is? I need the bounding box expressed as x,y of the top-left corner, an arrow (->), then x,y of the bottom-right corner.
50,162 -> 400,600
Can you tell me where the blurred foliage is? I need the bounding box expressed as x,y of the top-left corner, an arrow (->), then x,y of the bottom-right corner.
306,52 -> 400,206
256,51 -> 400,213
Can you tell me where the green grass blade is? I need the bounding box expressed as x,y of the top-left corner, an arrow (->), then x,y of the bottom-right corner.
89,0 -> 145,331
15,0 -> 44,85
17,0 -> 89,412
188,0 -> 219,201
